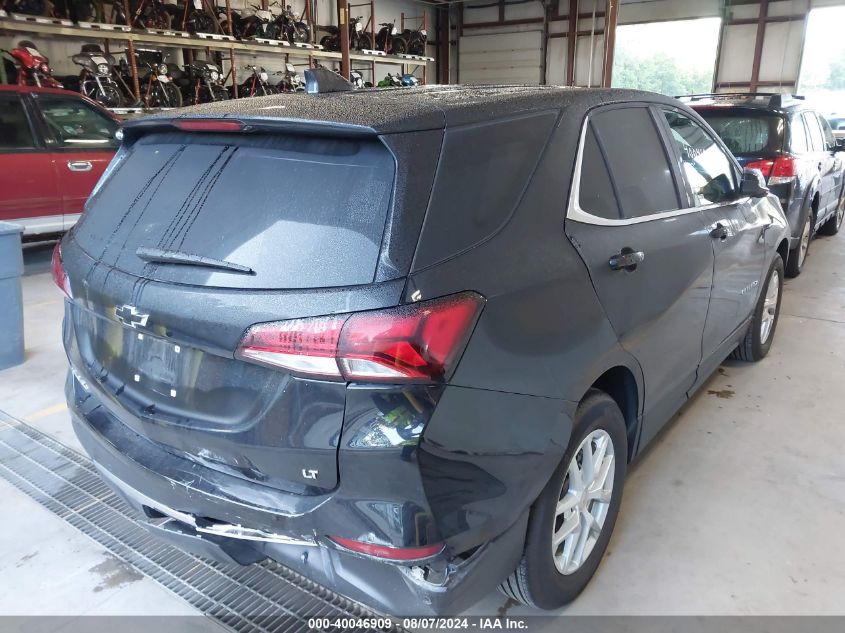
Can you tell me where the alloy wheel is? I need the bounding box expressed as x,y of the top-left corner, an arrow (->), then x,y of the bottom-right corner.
760,268 -> 781,344
552,430 -> 615,575
798,215 -> 811,267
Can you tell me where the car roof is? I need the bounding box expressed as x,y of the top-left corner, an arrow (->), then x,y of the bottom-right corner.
131,85 -> 685,135
680,93 -> 811,115
0,84 -> 80,97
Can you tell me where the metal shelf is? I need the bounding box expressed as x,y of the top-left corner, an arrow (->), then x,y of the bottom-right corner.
0,14 -> 431,65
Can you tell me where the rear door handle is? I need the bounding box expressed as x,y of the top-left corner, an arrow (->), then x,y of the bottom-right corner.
608,248 -> 645,272
67,160 -> 92,172
710,223 -> 729,240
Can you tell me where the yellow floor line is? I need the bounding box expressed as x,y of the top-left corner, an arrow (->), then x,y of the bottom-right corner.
23,402 -> 68,421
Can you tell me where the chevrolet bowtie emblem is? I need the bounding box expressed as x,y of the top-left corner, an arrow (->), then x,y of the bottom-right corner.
115,304 -> 149,329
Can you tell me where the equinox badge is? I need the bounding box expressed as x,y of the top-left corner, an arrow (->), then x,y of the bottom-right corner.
115,305 -> 149,329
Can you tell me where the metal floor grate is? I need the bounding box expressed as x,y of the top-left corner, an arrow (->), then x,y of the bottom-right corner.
0,411 -> 394,632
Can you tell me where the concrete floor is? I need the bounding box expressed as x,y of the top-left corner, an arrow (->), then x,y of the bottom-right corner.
1,236 -> 844,619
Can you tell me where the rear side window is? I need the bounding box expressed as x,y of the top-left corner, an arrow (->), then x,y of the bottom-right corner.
790,115 -> 809,153
578,125 -> 620,220
662,110 -> 737,206
803,112 -> 824,151
590,107 -> 679,219
75,133 -> 395,289
413,111 -> 557,269
0,96 -> 36,150
696,111 -> 784,155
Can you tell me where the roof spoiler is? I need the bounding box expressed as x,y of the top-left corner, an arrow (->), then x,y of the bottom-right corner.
677,92 -> 805,108
117,116 -> 377,144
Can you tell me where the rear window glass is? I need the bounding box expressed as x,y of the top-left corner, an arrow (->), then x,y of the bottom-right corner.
74,132 -> 395,289
696,110 -> 784,155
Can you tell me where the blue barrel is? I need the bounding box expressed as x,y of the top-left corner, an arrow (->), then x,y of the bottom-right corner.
0,222 -> 25,370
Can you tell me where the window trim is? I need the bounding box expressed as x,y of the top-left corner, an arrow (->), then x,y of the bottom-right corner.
567,105 -> 700,226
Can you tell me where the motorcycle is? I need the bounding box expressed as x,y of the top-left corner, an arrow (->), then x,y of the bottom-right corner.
239,3 -> 276,38
52,0 -> 97,22
400,72 -> 418,86
274,3 -> 309,44
233,65 -> 276,97
2,0 -> 46,16
320,15 -> 370,51
377,73 -> 402,88
135,51 -> 183,107
275,62 -> 304,92
401,26 -> 427,56
180,59 -> 228,104
5,41 -> 62,88
71,44 -> 123,108
185,4 -> 215,33
375,21 -> 406,55
112,0 -> 172,29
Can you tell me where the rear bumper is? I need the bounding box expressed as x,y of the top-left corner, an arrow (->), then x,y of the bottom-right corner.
81,439 -> 529,616
67,369 -> 572,615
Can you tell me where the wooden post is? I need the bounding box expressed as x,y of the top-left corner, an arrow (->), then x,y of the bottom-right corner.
338,0 -> 350,79
566,0 -> 578,85
749,0 -> 769,92
122,0 -> 140,100
225,0 -> 237,97
601,0 -> 618,88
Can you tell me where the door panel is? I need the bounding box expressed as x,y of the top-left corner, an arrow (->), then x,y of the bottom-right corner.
659,108 -> 767,361
0,94 -> 61,234
817,114 -> 844,221
565,105 -> 714,450
31,93 -> 118,228
804,112 -> 835,217
56,149 -> 114,228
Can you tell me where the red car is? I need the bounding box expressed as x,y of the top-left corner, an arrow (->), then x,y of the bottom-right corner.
0,84 -> 119,240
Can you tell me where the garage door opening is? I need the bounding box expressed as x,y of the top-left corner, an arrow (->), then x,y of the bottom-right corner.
798,5 -> 845,117
612,17 -> 721,96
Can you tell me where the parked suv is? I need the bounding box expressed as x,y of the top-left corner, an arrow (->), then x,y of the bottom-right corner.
57,84 -> 789,615
0,84 -> 119,240
682,93 -> 845,277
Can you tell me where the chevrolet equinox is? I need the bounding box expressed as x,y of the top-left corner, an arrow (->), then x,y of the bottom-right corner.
56,84 -> 790,614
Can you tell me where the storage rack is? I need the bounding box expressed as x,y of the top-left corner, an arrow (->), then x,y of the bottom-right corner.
0,4 -> 433,104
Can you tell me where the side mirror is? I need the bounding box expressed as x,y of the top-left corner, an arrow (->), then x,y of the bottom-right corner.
741,168 -> 769,198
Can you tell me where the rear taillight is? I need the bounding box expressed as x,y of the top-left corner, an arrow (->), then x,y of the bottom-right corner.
329,536 -> 444,561
769,156 -> 797,185
51,243 -> 72,299
745,159 -> 775,179
235,292 -> 484,383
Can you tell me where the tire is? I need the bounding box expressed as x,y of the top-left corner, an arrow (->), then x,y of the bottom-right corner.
818,199 -> 845,236
785,209 -> 812,278
210,85 -> 229,101
162,81 -> 182,107
731,254 -> 784,362
389,36 -> 407,55
357,33 -> 372,50
500,390 -> 627,609
320,35 -> 336,51
97,82 -> 124,108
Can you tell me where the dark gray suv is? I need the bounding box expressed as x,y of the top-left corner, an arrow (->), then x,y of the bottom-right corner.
55,85 -> 789,615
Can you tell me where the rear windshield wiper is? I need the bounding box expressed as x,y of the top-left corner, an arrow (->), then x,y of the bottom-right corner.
135,247 -> 255,275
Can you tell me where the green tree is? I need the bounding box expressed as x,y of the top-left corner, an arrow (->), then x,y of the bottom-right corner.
612,49 -> 713,96
827,58 -> 845,90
